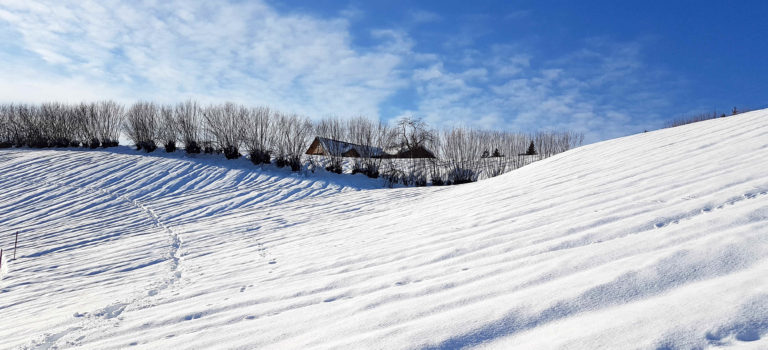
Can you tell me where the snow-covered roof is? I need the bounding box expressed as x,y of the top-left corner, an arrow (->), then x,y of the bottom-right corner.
314,136 -> 384,157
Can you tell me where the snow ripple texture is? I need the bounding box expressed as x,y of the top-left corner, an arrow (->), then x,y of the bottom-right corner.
1,109 -> 768,349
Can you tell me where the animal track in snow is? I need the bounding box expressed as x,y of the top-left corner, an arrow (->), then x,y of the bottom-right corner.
653,189 -> 768,230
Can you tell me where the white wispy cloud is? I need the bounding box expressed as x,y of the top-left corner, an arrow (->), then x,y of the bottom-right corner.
400,39 -> 674,142
407,9 -> 441,24
0,0 -> 406,118
0,1 -> 674,142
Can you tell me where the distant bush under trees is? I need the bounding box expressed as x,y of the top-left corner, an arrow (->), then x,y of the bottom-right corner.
0,99 -> 585,186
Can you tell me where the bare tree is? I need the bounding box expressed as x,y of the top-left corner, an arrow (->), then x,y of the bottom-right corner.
39,102 -> 77,147
203,102 -> 247,159
123,101 -> 159,152
175,100 -> 202,153
274,113 -> 312,171
347,116 -> 392,178
0,104 -> 14,148
96,100 -> 123,147
243,106 -> 273,165
440,127 -> 483,184
14,104 -> 45,148
477,130 -> 508,178
158,104 -> 178,152
665,110 -> 721,128
392,116 -> 436,186
71,102 -> 99,148
2,104 -> 24,147
0,101 -> 123,149
395,116 -> 434,153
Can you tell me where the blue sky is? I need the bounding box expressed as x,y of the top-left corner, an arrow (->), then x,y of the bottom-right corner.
0,0 -> 766,142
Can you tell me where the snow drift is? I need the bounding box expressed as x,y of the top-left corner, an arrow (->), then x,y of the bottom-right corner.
1,109 -> 767,349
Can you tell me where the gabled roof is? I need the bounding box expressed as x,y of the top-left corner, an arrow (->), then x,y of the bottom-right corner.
382,144 -> 436,159
306,136 -> 384,158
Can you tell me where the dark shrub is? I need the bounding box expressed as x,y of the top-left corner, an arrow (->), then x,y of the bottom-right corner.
185,141 -> 201,154
249,150 -> 262,165
259,151 -> 271,164
248,149 -> 270,165
29,137 -> 48,148
289,157 -> 302,172
382,169 -> 402,187
365,168 -> 379,178
361,163 -> 380,178
89,138 -> 100,149
413,175 -> 427,187
102,140 -> 119,148
275,157 -> 287,168
138,140 -> 157,153
222,145 -> 240,159
52,138 -> 69,148
447,168 -> 476,184
351,162 -> 363,175
164,140 -> 177,153
325,163 -> 342,174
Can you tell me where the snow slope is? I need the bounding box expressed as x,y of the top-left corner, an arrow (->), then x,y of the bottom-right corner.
1,109 -> 767,349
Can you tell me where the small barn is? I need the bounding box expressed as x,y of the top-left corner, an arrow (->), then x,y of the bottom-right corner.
305,136 -> 383,158
383,145 -> 436,159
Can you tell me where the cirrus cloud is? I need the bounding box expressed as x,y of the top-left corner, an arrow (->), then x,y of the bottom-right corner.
0,0 -> 407,119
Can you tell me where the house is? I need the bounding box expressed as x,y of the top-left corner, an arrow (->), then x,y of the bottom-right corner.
305,136 -> 384,158
382,145 -> 436,159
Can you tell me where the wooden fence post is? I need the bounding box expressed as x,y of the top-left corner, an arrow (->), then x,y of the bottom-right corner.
13,231 -> 18,260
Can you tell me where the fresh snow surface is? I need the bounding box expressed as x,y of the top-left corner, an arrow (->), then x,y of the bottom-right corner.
0,249 -> 7,281
1,109 -> 768,349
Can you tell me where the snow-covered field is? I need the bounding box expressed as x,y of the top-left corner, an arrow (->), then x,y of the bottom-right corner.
1,109 -> 767,349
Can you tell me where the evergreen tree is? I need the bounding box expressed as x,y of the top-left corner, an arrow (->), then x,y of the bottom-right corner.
526,140 -> 537,155
492,148 -> 502,157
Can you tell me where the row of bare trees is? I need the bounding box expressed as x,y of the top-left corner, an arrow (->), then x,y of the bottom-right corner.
0,100 -> 584,185
0,102 -> 122,148
375,121 -> 584,186
664,107 -> 750,129
121,101 -> 314,171
310,116 -> 583,186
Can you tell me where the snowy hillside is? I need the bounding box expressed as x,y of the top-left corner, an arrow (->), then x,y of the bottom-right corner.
1,109 -> 768,349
